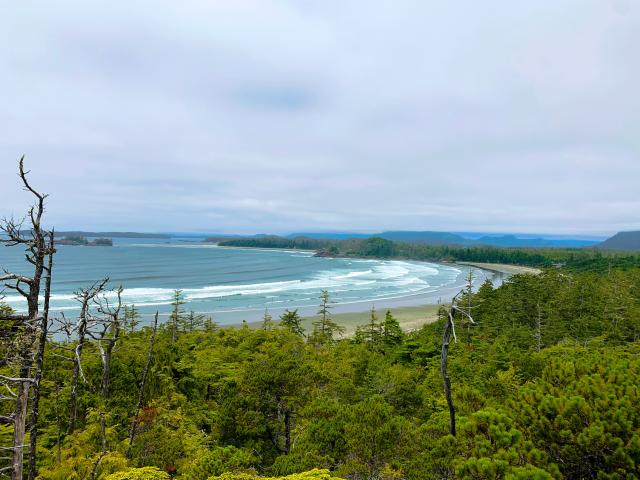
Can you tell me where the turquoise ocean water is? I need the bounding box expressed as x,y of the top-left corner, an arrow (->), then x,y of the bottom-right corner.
0,237 -> 498,324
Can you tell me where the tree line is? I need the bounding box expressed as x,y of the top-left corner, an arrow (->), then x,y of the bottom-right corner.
218,236 -> 640,272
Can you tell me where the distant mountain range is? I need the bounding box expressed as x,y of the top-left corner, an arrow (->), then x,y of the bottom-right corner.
55,229 -> 640,251
597,231 -> 640,251
288,231 -> 601,248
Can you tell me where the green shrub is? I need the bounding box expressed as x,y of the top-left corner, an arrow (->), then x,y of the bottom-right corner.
105,466 -> 170,480
207,468 -> 342,480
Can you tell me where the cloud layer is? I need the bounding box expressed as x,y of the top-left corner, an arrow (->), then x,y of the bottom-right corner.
1,0 -> 638,234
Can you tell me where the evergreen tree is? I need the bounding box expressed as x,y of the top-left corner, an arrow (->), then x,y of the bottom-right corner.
279,309 -> 305,336
169,289 -> 185,343
123,305 -> 141,333
354,306 -> 383,351
382,310 -> 403,348
311,290 -> 344,345
262,308 -> 275,330
185,311 -> 207,332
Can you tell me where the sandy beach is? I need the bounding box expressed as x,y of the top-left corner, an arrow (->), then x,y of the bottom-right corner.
244,303 -> 442,336
455,261 -> 542,275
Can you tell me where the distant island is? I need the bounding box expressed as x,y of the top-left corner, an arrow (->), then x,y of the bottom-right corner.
57,235 -> 113,246
55,231 -> 170,239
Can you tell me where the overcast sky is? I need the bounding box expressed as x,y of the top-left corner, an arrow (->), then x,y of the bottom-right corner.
1,1 -> 638,235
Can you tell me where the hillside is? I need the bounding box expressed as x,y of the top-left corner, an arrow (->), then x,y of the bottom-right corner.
378,230 -> 470,245
598,231 -> 640,251
285,231 -> 598,248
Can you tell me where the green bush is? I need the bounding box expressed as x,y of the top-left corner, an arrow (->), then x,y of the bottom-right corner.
105,466 -> 170,480
207,469 -> 342,480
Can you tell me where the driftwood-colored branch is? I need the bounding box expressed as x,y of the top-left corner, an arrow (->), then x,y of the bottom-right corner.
69,278 -> 109,433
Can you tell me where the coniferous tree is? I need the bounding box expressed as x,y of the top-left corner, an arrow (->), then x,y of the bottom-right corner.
382,310 -> 404,348
311,290 -> 344,345
354,306 -> 382,351
169,290 -> 185,343
279,309 -> 305,336
124,305 -> 141,333
262,308 -> 275,330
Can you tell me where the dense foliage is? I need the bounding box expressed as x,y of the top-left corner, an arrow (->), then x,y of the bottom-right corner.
2,261 -> 640,479
218,236 -> 640,272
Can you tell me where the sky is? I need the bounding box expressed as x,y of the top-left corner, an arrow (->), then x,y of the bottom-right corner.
1,0 -> 638,236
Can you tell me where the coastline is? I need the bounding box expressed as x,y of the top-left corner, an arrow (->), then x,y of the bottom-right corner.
245,303 -> 442,335
137,259 -> 500,327
455,261 -> 542,275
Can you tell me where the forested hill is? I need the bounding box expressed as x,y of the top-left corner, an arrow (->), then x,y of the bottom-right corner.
598,231 -> 640,251
218,235 -> 640,273
220,231 -> 599,248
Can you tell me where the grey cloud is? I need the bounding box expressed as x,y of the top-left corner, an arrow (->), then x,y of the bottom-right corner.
0,0 -> 638,235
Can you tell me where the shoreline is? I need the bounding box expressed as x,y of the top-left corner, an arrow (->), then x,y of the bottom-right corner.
214,243 -> 542,275
246,303 -> 442,335
34,243 -> 538,331
454,261 -> 542,275
131,261 -> 499,328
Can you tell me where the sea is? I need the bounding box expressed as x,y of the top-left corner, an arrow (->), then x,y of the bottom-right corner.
0,237 -> 502,325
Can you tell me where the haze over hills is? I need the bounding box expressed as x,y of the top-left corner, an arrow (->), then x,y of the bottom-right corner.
288,231 -> 602,248
54,229 -> 640,251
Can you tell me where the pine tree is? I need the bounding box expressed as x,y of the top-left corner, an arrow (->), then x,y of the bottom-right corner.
382,310 -> 403,348
124,305 -> 141,333
311,290 -> 344,345
279,309 -> 305,336
354,306 -> 383,351
262,308 -> 275,330
169,290 -> 185,343
185,311 -> 207,332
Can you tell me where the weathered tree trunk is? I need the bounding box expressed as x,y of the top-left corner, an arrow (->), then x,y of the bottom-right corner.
12,382 -> 31,479
128,312 -> 159,456
27,230 -> 55,480
440,289 -> 476,437
68,278 -> 108,434
0,158 -> 52,480
68,315 -> 87,434
440,311 -> 456,436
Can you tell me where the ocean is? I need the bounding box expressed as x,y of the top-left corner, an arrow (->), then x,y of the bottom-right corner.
0,237 -> 499,324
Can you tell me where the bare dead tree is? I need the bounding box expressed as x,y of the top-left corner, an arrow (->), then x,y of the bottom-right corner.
27,230 -> 55,480
440,288 -> 476,436
90,286 -> 124,400
0,157 -> 54,480
68,278 -> 108,433
127,311 -> 159,457
86,286 -> 124,478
